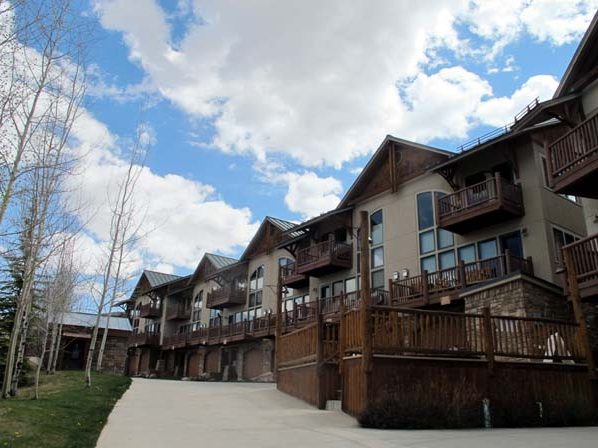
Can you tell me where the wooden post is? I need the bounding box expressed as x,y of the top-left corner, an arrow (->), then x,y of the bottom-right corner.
316,296 -> 325,409
422,270 -> 429,305
504,249 -> 512,275
359,210 -> 372,413
388,278 -> 394,305
495,172 -> 502,202
458,260 -> 467,288
544,141 -> 555,188
563,249 -> 596,379
482,307 -> 495,374
274,267 -> 283,381
338,291 -> 345,376
526,256 -> 534,276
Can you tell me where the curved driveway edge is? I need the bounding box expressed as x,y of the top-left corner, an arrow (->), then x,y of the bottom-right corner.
97,379 -> 598,448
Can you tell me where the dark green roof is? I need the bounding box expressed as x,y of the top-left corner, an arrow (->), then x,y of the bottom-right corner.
143,270 -> 181,288
204,253 -> 238,270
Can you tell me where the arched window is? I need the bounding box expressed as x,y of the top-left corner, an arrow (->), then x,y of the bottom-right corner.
278,257 -> 295,298
247,265 -> 264,319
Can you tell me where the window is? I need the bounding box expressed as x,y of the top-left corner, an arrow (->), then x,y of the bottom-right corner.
279,257 -> 295,297
345,277 -> 357,293
192,291 -> 203,322
417,192 -> 456,274
248,266 -> 264,317
332,281 -> 344,296
553,227 -> 580,266
478,239 -> 498,260
458,245 -> 476,263
370,210 -> 385,290
320,285 -> 330,298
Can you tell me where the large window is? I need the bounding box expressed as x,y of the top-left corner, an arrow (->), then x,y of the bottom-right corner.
370,210 -> 385,289
248,266 -> 264,318
416,192 -> 455,273
192,291 -> 203,322
279,257 -> 295,298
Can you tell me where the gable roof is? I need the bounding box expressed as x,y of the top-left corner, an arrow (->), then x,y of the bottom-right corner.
143,270 -> 181,288
188,252 -> 238,285
555,10 -> 598,98
240,216 -> 297,260
339,135 -> 451,208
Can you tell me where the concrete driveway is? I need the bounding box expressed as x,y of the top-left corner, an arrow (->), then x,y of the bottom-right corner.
97,378 -> 598,448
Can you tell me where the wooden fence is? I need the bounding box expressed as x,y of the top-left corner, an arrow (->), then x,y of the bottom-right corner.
342,306 -> 584,363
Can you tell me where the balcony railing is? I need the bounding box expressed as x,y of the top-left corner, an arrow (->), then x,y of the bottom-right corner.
128,332 -> 160,347
390,252 -> 534,306
296,238 -> 352,276
280,261 -> 309,288
162,333 -> 188,349
437,175 -> 524,234
563,233 -> 598,301
166,303 -> 190,320
548,112 -> 598,198
186,314 -> 277,345
139,302 -> 161,318
206,286 -> 247,309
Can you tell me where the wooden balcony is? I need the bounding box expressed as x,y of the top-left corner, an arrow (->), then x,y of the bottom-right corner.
139,302 -> 161,318
296,238 -> 352,277
563,234 -> 598,302
166,303 -> 190,320
187,314 -> 276,345
206,286 -> 247,309
128,332 -> 160,347
162,333 -> 188,349
280,261 -> 309,289
389,252 -> 534,307
548,113 -> 598,198
437,175 -> 524,234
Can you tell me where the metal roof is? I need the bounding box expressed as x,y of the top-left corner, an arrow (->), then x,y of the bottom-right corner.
205,253 -> 238,270
143,270 -> 181,288
282,207 -> 353,235
51,312 -> 132,332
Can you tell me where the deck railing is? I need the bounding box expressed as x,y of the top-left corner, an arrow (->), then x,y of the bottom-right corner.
548,112 -> 598,184
563,233 -> 598,299
296,239 -> 352,268
390,252 -> 534,305
128,331 -> 160,347
139,302 -> 161,318
162,333 -> 188,348
206,285 -> 247,309
278,323 -> 318,366
280,261 -> 307,285
437,175 -> 523,222
165,303 -> 191,320
343,306 -> 584,362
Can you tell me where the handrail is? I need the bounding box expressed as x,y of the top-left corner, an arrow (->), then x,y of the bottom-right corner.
548,112 -> 598,179
390,252 -> 534,304
437,175 -> 522,220
296,239 -> 352,267
562,233 -> 598,288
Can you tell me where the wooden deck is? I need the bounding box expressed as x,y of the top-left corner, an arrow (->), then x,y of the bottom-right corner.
185,314 -> 276,347
280,261 -> 309,288
166,303 -> 191,320
389,252 -> 534,306
548,112 -> 598,199
128,332 -> 160,348
437,175 -> 524,234
296,238 -> 352,276
139,302 -> 161,318
206,286 -> 247,309
563,233 -> 598,302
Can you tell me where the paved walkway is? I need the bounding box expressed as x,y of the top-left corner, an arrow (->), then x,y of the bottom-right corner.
97,378 -> 598,448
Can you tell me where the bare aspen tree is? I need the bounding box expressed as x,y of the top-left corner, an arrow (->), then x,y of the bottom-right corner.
34,239 -> 76,399
85,133 -> 147,386
0,1 -> 87,397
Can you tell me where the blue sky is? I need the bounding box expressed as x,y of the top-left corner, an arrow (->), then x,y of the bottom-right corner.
66,0 -> 598,277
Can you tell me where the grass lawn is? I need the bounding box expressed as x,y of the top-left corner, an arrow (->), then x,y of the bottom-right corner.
0,371 -> 131,448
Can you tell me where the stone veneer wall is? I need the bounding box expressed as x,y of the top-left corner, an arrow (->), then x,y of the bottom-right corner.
463,276 -> 571,320
96,334 -> 129,374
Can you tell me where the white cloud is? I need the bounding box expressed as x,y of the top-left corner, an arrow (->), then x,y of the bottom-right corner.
94,0 -> 597,169
68,111 -> 260,271
282,172 -> 342,219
